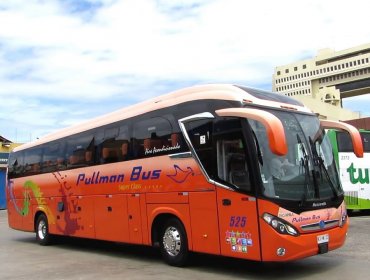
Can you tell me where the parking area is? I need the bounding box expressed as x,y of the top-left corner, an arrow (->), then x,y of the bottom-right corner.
1,210 -> 370,280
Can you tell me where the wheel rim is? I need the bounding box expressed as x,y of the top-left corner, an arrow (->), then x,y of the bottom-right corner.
162,226 -> 181,257
38,219 -> 47,240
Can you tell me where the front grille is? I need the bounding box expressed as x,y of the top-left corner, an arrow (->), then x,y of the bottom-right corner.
300,219 -> 339,232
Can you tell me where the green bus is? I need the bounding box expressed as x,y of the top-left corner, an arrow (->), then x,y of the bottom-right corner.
328,129 -> 370,210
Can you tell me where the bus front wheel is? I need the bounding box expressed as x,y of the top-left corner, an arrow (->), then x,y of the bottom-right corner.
35,214 -> 53,246
160,218 -> 189,266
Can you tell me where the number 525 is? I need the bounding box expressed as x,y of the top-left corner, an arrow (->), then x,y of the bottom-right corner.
229,216 -> 247,227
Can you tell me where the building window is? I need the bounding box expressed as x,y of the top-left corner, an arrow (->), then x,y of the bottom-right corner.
303,64 -> 307,69
285,69 -> 289,73
294,67 -> 298,71
277,71 -> 281,75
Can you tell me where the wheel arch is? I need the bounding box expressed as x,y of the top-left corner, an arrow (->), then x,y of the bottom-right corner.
148,206 -> 193,251
33,210 -> 47,232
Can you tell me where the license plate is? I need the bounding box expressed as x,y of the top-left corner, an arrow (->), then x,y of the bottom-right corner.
317,234 -> 329,244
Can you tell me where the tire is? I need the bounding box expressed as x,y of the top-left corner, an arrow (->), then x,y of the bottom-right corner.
35,214 -> 53,246
160,218 -> 189,267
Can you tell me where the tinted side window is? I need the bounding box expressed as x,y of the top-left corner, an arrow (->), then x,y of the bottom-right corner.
337,132 -> 353,152
362,132 -> 370,152
184,119 -> 215,178
98,124 -> 131,163
43,141 -> 66,172
133,117 -> 177,158
214,118 -> 251,191
24,148 -> 42,176
66,133 -> 94,168
8,151 -> 24,179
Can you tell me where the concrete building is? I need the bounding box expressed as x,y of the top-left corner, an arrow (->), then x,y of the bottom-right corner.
272,43 -> 370,120
0,136 -> 22,209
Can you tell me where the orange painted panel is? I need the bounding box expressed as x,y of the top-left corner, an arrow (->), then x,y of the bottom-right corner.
216,187 -> 261,261
6,198 -> 23,230
188,191 -> 220,255
146,192 -> 189,204
139,194 -> 149,245
128,194 -> 143,244
257,199 -> 349,261
66,196 -> 95,238
94,194 -> 129,242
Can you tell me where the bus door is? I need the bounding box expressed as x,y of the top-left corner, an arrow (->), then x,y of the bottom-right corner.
213,119 -> 261,260
179,113 -> 261,260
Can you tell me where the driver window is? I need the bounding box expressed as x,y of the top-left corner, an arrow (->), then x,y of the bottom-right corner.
214,118 -> 251,191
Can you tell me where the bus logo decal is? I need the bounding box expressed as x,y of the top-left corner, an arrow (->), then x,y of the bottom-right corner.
76,172 -> 125,186
167,165 -> 195,183
319,220 -> 326,229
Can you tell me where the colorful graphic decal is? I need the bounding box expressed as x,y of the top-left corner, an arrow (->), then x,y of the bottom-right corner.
8,179 -> 55,224
225,230 -> 253,253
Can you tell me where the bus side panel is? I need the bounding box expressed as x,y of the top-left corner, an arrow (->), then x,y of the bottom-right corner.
146,203 -> 192,250
339,152 -> 370,210
7,198 -> 23,231
188,191 -> 220,255
7,178 -> 33,231
67,195 -> 95,238
139,193 -> 149,245
94,194 -> 129,242
216,188 -> 261,261
128,193 -> 143,244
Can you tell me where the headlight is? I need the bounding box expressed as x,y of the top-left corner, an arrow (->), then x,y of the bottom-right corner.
262,213 -> 299,236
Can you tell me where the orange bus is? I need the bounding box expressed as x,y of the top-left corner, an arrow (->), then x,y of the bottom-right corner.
6,84 -> 363,266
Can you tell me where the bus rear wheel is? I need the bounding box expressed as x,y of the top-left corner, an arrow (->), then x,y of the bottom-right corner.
160,218 -> 189,266
36,214 -> 53,246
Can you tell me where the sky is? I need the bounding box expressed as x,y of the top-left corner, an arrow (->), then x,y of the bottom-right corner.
1,0 -> 370,143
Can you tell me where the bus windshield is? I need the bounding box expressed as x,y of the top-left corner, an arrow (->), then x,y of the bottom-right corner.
249,110 -> 341,203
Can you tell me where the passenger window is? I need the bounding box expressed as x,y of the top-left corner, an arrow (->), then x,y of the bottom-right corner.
24,148 -> 42,176
43,141 -> 66,172
66,134 -> 94,168
99,125 -> 130,163
8,152 -> 24,178
133,117 -> 174,158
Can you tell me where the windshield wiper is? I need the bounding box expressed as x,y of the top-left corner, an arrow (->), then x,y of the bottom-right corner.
297,134 -> 310,206
309,137 -> 339,199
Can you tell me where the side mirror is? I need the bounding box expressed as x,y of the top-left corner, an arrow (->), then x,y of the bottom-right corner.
216,108 -> 288,156
321,120 -> 363,158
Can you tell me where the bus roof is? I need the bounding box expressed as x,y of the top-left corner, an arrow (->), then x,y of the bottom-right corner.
14,84 -> 312,152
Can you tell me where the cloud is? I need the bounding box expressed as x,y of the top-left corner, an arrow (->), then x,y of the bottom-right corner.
1,0 -> 370,141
